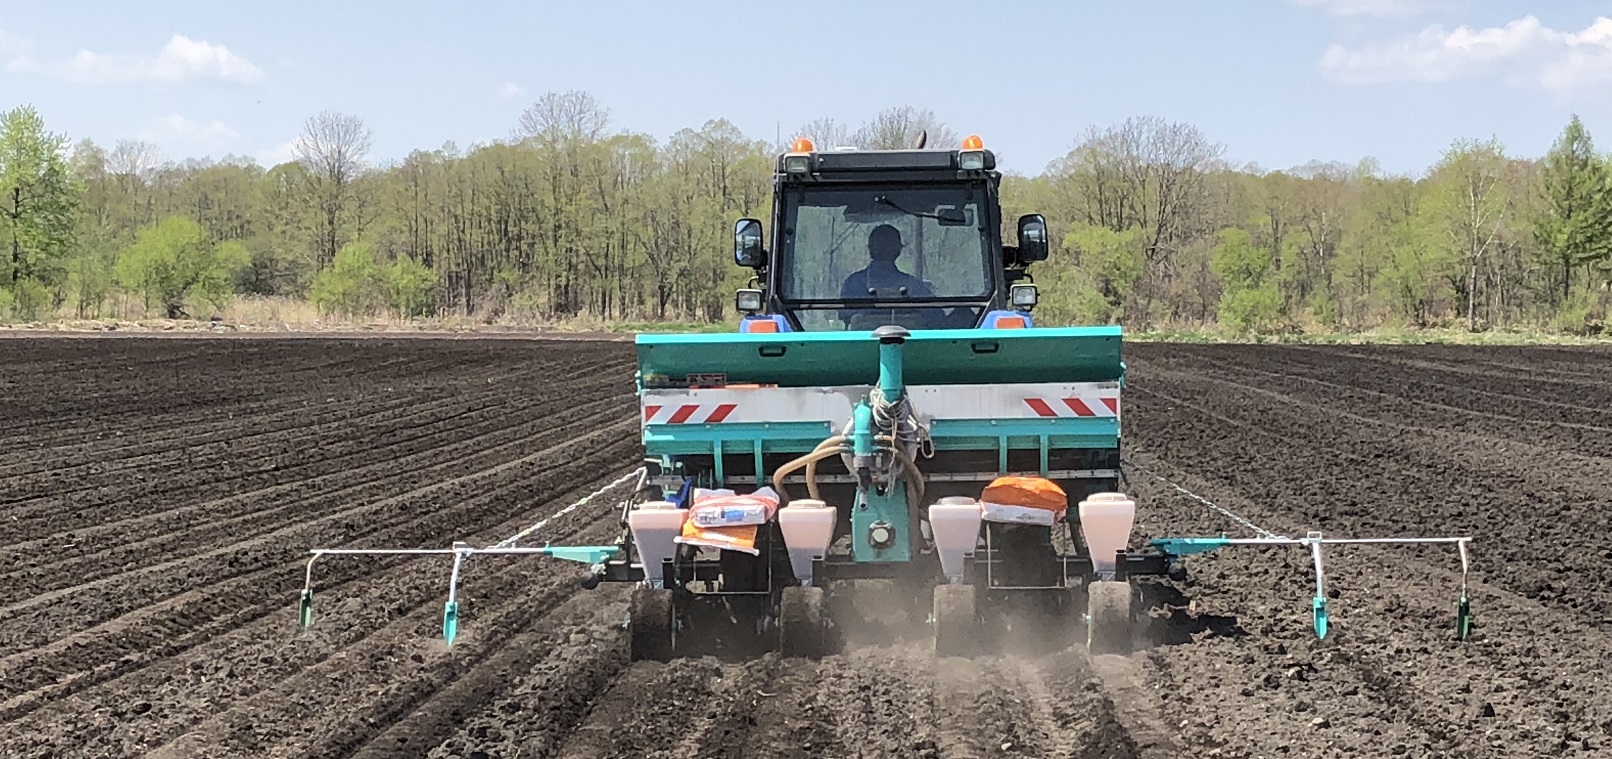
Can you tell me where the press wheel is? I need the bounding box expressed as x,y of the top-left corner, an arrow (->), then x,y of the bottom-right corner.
779,586 -> 828,658
629,586 -> 675,661
1086,580 -> 1133,655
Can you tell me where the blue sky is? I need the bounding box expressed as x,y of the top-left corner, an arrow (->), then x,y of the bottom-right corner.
3,0 -> 1610,176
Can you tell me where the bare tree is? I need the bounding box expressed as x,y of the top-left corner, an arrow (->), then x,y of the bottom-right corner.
852,106 -> 958,150
518,91 -> 610,142
294,111 -> 373,267
793,117 -> 854,152
1430,137 -> 1508,331
108,139 -> 163,181
1052,116 -> 1226,324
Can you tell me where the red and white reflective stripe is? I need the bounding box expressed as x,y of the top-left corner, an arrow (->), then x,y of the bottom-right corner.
643,403 -> 738,425
640,382 -> 1121,424
1024,396 -> 1119,418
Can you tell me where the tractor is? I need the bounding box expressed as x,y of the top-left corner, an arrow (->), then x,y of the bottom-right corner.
300,133 -> 1476,662
608,133 -> 1165,659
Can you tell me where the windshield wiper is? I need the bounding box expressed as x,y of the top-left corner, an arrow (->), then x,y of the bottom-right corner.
874,196 -> 969,225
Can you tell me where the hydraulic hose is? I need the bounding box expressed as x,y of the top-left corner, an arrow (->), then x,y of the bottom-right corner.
805,436 -> 846,502
773,434 -> 926,514
772,442 -> 850,504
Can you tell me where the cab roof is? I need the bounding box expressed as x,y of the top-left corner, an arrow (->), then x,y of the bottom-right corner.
774,148 -> 998,175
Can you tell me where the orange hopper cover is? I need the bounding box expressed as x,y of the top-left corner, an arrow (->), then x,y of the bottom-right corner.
982,476 -> 1068,512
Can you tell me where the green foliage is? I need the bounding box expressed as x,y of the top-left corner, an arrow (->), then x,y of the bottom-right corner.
1028,266 -> 1117,326
0,277 -> 52,320
5,97 -> 1612,335
1064,223 -> 1144,312
381,254 -> 435,317
1550,286 -> 1607,335
1210,228 -> 1281,332
1536,115 -> 1612,295
1218,284 -> 1282,333
0,105 -> 80,288
1427,137 -> 1510,329
1372,217 -> 1459,327
114,216 -> 250,318
1210,228 -> 1272,287
65,253 -> 114,318
310,241 -> 436,318
310,242 -> 382,317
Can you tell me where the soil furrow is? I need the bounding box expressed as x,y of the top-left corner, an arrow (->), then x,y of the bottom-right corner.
1,392 -> 627,591
6,337 -> 1610,759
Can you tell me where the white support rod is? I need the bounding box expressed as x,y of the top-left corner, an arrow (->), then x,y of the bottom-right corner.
307,547 -> 593,556
1458,540 -> 1471,593
1310,539 -> 1326,599
446,551 -> 468,606
1221,537 -> 1472,547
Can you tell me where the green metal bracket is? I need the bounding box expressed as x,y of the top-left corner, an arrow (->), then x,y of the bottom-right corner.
635,325 -> 1123,388
538,546 -> 619,565
852,402 -> 874,458
298,588 -> 313,629
1313,596 -> 1329,639
1456,593 -> 1472,640
1150,536 -> 1231,557
877,329 -> 906,401
443,601 -> 460,645
852,480 -> 911,563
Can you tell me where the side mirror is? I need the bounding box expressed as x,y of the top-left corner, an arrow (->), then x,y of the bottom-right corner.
1017,214 -> 1049,263
734,218 -> 766,268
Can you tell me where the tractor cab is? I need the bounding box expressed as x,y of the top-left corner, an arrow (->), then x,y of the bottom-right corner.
732,135 -> 1049,333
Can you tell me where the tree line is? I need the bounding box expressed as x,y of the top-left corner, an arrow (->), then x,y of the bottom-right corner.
1,92 -> 1610,333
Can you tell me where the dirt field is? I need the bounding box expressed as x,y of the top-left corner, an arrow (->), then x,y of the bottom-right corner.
2,336 -> 1609,758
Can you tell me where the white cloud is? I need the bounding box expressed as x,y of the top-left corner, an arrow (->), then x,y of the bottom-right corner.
140,115 -> 240,152
255,139 -> 297,167
1290,0 -> 1456,19
1,28 -> 36,72
0,28 -> 29,57
9,33 -> 262,84
498,82 -> 523,99
1320,15 -> 1612,94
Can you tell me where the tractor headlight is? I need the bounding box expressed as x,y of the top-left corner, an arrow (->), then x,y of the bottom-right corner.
735,288 -> 764,313
783,154 -> 811,174
959,150 -> 986,171
1011,283 -> 1039,309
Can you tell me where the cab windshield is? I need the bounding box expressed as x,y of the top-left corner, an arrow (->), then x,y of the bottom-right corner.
777,185 -> 992,330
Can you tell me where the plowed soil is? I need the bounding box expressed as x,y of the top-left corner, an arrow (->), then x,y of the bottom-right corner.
3,336 -> 1609,758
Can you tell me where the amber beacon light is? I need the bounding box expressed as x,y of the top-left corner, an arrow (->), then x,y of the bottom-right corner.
959,134 -> 986,170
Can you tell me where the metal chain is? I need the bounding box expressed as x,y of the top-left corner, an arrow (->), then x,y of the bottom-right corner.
492,466 -> 647,549
1124,458 -> 1287,540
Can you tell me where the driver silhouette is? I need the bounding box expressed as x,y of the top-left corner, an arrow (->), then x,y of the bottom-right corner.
840,225 -> 932,299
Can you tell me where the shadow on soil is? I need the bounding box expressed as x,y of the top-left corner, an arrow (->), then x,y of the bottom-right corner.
1144,582 -> 1248,646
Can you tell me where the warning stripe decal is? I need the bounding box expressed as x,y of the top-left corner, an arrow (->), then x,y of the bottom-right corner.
1027,397 -> 1120,418
645,403 -> 740,425
640,383 -> 1121,425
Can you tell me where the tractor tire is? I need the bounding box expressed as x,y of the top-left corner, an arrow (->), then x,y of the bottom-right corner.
933,584 -> 978,657
779,586 -> 828,658
629,587 -> 675,662
1086,580 -> 1133,655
